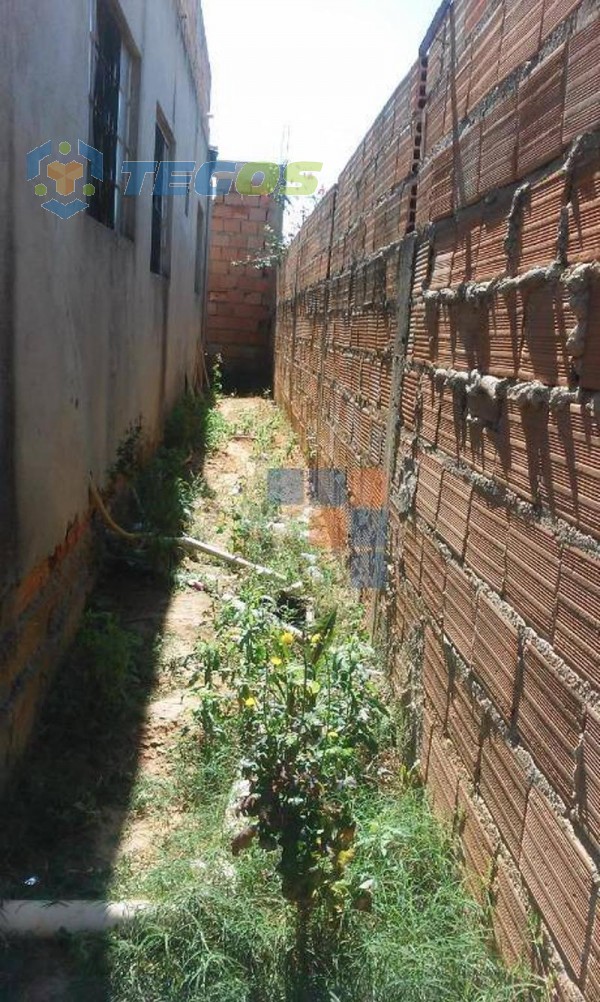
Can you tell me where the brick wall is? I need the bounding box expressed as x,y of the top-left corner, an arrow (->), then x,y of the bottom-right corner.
275,0 -> 600,994
207,193 -> 282,390
0,518 -> 96,783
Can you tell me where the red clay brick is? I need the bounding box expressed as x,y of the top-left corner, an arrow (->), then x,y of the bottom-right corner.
420,531 -> 447,624
563,17 -> 600,144
434,302 -> 456,370
521,788 -> 596,982
424,727 -> 460,824
519,641 -> 583,805
568,172 -> 600,266
544,403 -> 600,539
423,624 -> 451,727
480,727 -> 530,861
421,708 -> 435,775
453,298 -> 489,371
452,219 -> 479,285
309,507 -> 348,551
542,0 -> 582,39
451,45 -> 473,129
457,785 -> 497,902
493,859 -> 533,968
499,0 -> 543,84
517,47 -> 566,177
409,299 -> 434,364
519,286 -> 572,386
479,93 -> 519,196
457,123 -> 481,208
487,285 -> 523,376
581,708 -> 600,850
473,593 -> 520,722
416,452 -> 443,528
469,6 -> 504,112
586,903 -> 600,999
519,172 -> 564,273
401,370 -> 419,431
505,514 -> 561,641
465,490 -> 508,593
348,466 -> 386,508
447,672 -> 484,779
419,371 -> 441,445
463,0 -> 488,36
403,520 -> 423,592
437,469 -> 472,559
500,400 -> 543,507
425,77 -> 449,154
444,562 -> 478,665
475,206 -> 509,281
554,544 -> 600,690
430,230 -> 455,290
429,145 -> 455,222
580,282 -> 600,391
437,384 -> 464,460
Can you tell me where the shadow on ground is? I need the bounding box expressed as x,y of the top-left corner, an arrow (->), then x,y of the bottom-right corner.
0,563 -> 175,1001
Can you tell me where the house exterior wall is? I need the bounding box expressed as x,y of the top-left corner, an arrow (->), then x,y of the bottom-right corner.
0,0 -> 211,783
275,0 -> 600,994
206,192 -> 282,390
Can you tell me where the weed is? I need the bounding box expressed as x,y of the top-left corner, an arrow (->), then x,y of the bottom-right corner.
95,778 -> 545,1001
110,418 -> 144,481
0,601 -> 151,900
75,610 -> 143,715
107,369 -> 227,578
0,395 -> 547,1001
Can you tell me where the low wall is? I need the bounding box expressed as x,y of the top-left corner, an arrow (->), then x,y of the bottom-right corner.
207,193 -> 281,390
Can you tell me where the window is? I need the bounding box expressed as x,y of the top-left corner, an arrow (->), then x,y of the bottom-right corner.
150,118 -> 173,277
88,0 -> 137,234
194,204 -> 206,296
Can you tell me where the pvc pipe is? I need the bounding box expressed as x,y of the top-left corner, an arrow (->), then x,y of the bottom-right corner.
89,477 -> 287,583
0,900 -> 151,937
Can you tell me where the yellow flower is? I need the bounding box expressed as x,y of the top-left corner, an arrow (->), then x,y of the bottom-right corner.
270,656 -> 283,666
309,633 -> 322,646
244,696 -> 257,708
280,632 -> 295,646
327,730 -> 339,740
336,848 -> 355,868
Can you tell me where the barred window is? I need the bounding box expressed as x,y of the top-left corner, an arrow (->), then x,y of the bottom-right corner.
88,0 -> 137,235
150,118 -> 173,277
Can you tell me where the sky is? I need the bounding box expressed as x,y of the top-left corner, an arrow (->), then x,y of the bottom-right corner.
201,0 -> 442,195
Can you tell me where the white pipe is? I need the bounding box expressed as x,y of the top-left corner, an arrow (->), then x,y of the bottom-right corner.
178,536 -> 287,581
0,900 -> 151,937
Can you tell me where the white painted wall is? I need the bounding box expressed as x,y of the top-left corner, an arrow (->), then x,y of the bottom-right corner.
5,0 -> 211,580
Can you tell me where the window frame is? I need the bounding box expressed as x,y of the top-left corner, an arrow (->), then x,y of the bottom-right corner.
150,111 -> 175,278
88,0 -> 139,237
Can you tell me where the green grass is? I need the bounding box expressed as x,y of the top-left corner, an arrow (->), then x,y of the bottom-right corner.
91,396 -> 544,999
63,778 -> 543,1001
0,393 -> 546,1001
109,370 -> 228,577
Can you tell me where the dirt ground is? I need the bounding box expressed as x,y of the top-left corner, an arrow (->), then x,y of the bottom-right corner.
0,396 -> 299,1001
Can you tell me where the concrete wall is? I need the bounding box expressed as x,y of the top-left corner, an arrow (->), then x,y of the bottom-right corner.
0,0 -> 211,783
275,0 -> 600,995
206,192 -> 281,390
